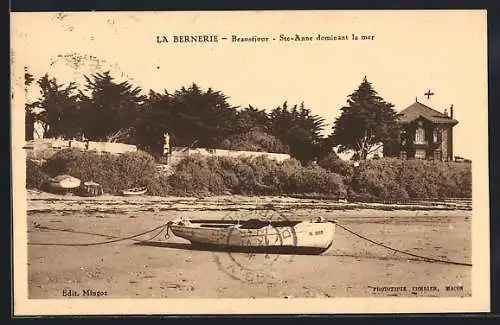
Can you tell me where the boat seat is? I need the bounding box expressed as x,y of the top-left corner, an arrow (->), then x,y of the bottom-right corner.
199,224 -> 233,228
237,219 -> 270,229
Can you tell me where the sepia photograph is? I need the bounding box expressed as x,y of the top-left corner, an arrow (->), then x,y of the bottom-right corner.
10,10 -> 489,315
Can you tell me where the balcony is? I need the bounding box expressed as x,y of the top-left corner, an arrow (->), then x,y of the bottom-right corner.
413,142 -> 429,150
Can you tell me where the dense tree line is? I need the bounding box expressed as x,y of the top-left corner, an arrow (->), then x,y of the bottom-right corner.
330,76 -> 401,160
24,68 -> 401,164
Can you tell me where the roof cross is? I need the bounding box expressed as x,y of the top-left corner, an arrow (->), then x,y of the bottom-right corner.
424,89 -> 435,100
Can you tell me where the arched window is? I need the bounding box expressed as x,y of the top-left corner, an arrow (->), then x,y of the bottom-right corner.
433,128 -> 438,143
415,127 -> 425,144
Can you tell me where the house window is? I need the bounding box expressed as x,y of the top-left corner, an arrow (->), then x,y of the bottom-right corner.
415,127 -> 425,144
433,128 -> 438,143
400,151 -> 407,160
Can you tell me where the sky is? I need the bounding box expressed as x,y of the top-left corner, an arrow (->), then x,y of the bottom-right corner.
11,10 -> 488,159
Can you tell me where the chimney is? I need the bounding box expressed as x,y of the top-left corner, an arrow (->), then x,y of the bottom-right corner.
450,104 -> 454,119
444,108 -> 448,116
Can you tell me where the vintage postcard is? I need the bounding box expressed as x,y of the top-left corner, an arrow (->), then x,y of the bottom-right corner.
11,10 -> 489,315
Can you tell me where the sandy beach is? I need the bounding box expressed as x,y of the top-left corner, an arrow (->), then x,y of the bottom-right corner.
26,191 -> 472,299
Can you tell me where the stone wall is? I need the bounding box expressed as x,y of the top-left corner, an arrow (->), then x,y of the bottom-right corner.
169,147 -> 291,166
24,138 -> 137,160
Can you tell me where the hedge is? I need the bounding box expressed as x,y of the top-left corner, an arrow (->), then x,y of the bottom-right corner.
168,155 -> 347,197
27,149 -> 472,200
317,152 -> 355,180
350,158 -> 472,200
26,159 -> 50,189
42,149 -> 159,195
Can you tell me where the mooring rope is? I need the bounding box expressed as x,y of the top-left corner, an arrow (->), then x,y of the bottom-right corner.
28,218 -> 472,267
330,220 -> 472,267
28,221 -> 173,246
264,206 -> 473,267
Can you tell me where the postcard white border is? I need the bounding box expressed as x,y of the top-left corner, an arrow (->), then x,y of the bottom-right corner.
11,10 -> 490,315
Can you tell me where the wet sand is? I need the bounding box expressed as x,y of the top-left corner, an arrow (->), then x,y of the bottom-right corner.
26,191 -> 471,298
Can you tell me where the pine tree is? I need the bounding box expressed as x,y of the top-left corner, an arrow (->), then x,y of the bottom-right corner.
236,105 -> 269,133
24,67 -> 36,140
133,89 -> 173,155
79,71 -> 146,142
331,77 -> 401,160
33,74 -> 80,139
167,83 -> 239,148
268,101 -> 326,164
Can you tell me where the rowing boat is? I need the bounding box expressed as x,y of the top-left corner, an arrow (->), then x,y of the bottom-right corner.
169,217 -> 335,255
122,187 -> 147,196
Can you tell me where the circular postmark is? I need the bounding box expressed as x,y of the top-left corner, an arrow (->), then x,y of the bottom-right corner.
212,205 -> 298,283
45,52 -> 139,90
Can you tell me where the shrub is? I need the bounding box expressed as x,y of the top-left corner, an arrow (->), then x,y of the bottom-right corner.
350,158 -> 472,201
168,155 -> 225,196
26,159 -> 50,189
38,148 -> 471,200
350,158 -> 408,200
219,128 -> 290,154
244,155 -> 283,195
286,164 -> 346,196
233,162 -> 258,195
398,159 -> 438,198
43,149 -> 159,194
317,152 -> 354,180
216,156 -> 241,191
169,154 -> 346,197
146,173 -> 171,197
115,151 -> 159,189
26,148 -> 57,161
43,149 -> 85,177
435,161 -> 472,198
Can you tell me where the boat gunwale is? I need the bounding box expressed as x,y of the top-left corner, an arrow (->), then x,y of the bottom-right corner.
170,222 -> 335,238
122,187 -> 148,195
171,219 -> 330,227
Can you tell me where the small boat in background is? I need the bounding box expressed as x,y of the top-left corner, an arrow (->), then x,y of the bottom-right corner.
169,217 -> 335,255
122,187 -> 148,196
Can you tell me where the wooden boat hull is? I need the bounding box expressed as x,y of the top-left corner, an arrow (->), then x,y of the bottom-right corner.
122,187 -> 147,196
170,218 -> 335,255
188,241 -> 334,255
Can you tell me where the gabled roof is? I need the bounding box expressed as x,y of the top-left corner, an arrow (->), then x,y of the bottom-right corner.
398,101 -> 458,125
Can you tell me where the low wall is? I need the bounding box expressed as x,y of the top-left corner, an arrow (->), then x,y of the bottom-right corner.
169,147 -> 291,166
24,139 -> 137,159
